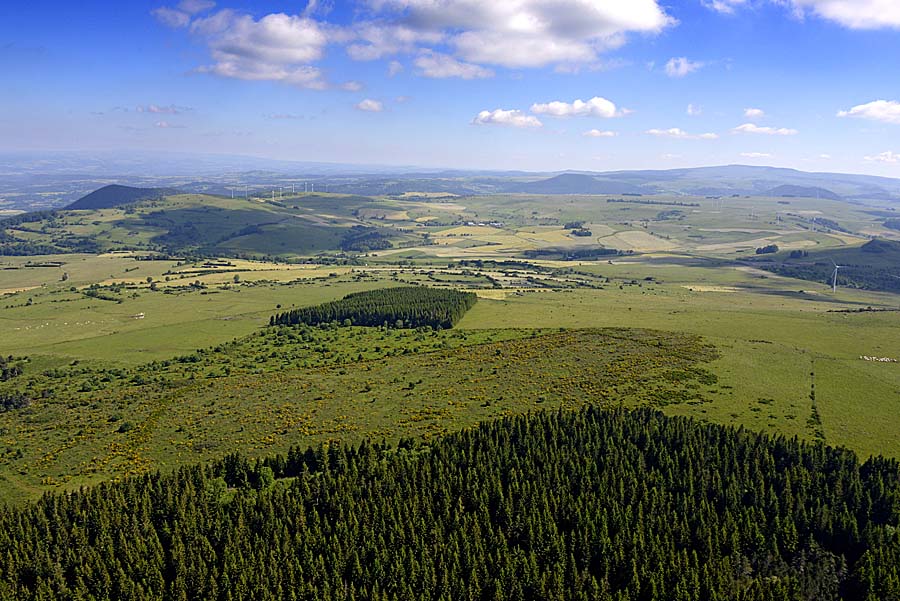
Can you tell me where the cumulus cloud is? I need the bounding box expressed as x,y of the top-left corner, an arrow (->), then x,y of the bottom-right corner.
388,60 -> 404,76
360,0 -> 674,69
837,100 -> 900,124
744,107 -> 765,119
189,11 -> 333,89
473,109 -> 542,128
583,129 -> 617,137
665,57 -> 703,78
864,151 -> 900,163
787,0 -> 900,29
530,96 -> 625,118
156,1 -> 678,88
356,99 -> 384,112
703,0 -> 900,29
687,103 -> 702,116
414,50 -> 493,79
646,128 -> 718,139
346,23 -> 442,61
740,152 -> 772,158
732,123 -> 798,135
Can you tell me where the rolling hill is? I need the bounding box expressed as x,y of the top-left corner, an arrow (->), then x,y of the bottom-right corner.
504,173 -> 648,195
66,184 -> 178,210
757,238 -> 900,293
766,184 -> 842,200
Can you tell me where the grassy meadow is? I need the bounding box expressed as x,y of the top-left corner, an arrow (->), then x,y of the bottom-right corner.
1,190 -> 899,504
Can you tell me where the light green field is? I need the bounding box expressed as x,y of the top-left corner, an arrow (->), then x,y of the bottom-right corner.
457,273 -> 900,458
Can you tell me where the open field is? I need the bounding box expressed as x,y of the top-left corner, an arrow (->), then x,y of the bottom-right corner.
2,187 -> 900,506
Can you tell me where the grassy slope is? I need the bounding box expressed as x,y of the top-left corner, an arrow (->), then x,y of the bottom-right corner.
0,327 -> 716,504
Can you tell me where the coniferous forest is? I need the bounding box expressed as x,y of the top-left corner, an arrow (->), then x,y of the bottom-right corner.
270,287 -> 477,329
0,407 -> 897,600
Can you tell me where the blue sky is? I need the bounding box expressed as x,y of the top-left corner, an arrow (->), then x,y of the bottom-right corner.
2,0 -> 900,174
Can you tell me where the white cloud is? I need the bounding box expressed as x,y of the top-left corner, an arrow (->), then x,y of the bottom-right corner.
356,99 -> 384,112
137,104 -> 190,114
646,128 -> 718,139
864,151 -> 900,163
341,81 -> 364,92
740,152 -> 772,158
732,123 -> 798,135
388,60 -> 404,76
703,0 -> 900,29
158,1 -> 677,89
473,109 -> 542,128
155,120 -> 185,128
744,107 -> 765,119
837,100 -> 900,124
189,11 -> 332,89
178,0 -> 215,13
787,0 -> 900,30
665,57 -> 703,78
414,50 -> 493,79
530,96 -> 625,118
346,23 -> 442,61
583,129 -> 617,137
819,153 -> 832,159
152,0 -> 214,28
702,0 -> 747,14
152,7 -> 191,28
362,0 -> 675,69
687,103 -> 702,116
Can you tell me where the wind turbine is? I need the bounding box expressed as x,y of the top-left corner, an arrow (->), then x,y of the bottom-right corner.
831,261 -> 843,293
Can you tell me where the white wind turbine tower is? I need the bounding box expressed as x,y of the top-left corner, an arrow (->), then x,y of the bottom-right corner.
831,260 -> 843,293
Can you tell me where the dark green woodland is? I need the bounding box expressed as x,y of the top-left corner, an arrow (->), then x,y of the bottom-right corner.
270,286 -> 477,329
0,408 -> 898,600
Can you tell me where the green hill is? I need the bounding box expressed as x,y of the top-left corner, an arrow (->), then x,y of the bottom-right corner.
2,192 -> 401,258
758,238 -> 900,292
766,184 -> 841,200
66,184 -> 178,210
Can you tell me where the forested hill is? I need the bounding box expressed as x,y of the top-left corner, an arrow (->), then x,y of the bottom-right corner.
0,408 -> 897,600
65,184 -> 176,210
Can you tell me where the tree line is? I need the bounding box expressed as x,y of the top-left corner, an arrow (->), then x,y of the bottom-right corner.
0,407 -> 897,600
270,287 -> 477,329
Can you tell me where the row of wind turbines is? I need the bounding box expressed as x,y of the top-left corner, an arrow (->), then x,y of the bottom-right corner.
228,182 -> 332,199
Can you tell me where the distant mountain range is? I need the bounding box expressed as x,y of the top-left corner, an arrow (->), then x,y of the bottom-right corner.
492,165 -> 900,201
4,152 -> 900,212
